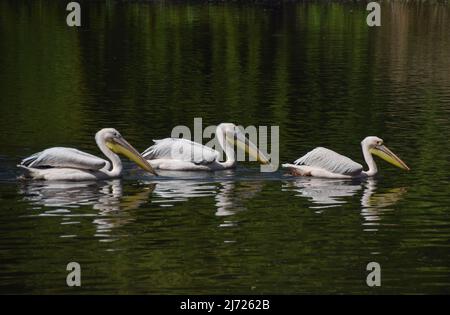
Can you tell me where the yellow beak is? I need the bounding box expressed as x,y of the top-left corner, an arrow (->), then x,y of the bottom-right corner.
370,145 -> 410,171
106,137 -> 158,176
225,129 -> 270,165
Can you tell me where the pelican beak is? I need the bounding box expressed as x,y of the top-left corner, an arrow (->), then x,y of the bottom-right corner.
370,144 -> 410,171
106,137 -> 158,176
225,128 -> 270,165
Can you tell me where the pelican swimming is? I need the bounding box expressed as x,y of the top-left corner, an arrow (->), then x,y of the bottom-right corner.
141,123 -> 269,171
282,136 -> 409,179
18,128 -> 157,181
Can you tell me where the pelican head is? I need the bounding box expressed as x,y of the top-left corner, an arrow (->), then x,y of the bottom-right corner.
362,136 -> 410,171
218,123 -> 270,164
98,128 -> 158,175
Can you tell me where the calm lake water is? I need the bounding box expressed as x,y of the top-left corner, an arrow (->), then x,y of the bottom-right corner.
1,1 -> 450,294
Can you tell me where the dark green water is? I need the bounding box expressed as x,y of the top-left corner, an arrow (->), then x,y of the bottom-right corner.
1,1 -> 450,294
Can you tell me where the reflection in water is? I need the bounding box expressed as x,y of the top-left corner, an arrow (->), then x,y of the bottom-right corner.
151,180 -> 217,204
360,179 -> 407,232
282,178 -> 363,209
283,178 -> 407,230
215,181 -> 263,217
150,179 -> 263,217
153,179 -> 263,236
20,180 -> 123,209
20,177 -> 407,238
20,177 -> 264,241
19,180 -> 154,242
149,179 -> 263,231
142,178 -> 262,238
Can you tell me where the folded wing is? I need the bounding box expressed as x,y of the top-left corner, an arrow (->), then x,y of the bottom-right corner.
294,147 -> 363,176
20,147 -> 109,170
142,138 -> 220,165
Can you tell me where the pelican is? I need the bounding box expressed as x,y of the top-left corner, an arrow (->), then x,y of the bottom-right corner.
282,136 -> 409,178
141,123 -> 269,171
18,128 -> 157,181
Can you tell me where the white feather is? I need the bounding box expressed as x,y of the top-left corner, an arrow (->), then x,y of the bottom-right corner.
20,147 -> 109,170
142,138 -> 220,165
293,147 -> 363,176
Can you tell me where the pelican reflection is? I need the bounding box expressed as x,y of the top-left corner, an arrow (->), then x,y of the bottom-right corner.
360,179 -> 407,231
282,177 -> 363,209
282,178 -> 406,226
19,179 -> 154,241
150,179 -> 218,204
215,181 -> 263,217
149,179 -> 263,218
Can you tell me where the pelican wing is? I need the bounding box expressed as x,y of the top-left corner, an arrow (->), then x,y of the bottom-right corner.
142,138 -> 220,165
294,147 -> 363,176
20,147 -> 109,170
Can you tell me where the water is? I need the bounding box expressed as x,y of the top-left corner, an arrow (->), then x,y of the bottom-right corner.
1,0 -> 450,294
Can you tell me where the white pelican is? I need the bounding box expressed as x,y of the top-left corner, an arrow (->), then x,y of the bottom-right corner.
282,136 -> 409,179
141,123 -> 269,171
18,128 -> 157,181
